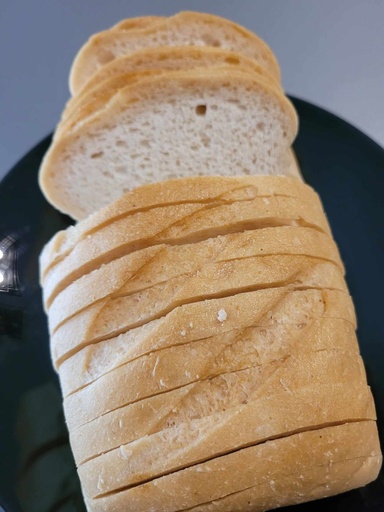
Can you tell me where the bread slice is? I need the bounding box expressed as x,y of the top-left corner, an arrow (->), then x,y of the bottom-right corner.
42,193 -> 330,307
47,227 -> 344,330
60,290 -> 356,398
68,318 -> 359,463
83,422 -> 381,510
40,176 -> 321,280
39,69 -> 298,219
52,287 -> 356,369
70,46 -> 282,113
69,11 -> 281,95
78,376 -> 374,498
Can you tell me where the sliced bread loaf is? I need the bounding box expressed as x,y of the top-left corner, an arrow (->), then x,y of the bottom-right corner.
40,69 -> 298,219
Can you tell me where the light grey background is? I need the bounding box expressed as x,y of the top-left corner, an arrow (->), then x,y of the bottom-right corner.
1,0 -> 383,181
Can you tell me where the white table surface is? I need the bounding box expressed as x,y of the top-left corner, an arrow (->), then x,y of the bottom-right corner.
1,0 -> 383,181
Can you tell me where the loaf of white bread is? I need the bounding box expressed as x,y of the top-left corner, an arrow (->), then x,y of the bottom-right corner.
38,11 -> 381,512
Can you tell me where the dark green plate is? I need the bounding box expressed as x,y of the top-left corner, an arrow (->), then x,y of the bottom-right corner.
0,98 -> 383,511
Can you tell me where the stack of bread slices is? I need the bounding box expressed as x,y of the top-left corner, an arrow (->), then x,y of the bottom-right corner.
38,12 -> 381,512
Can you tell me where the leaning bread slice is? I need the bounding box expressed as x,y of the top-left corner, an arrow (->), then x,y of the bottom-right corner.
59,290 -> 356,397
39,69 -> 298,219
84,421 -> 381,511
72,46 -> 282,111
69,317 -> 359,463
48,227 -> 343,329
40,176 -> 323,280
69,11 -> 281,95
79,382 -> 376,499
42,193 -> 331,307
52,287 -> 356,368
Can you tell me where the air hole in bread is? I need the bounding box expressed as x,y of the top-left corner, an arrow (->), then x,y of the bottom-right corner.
115,140 -> 127,148
91,151 -> 104,159
140,139 -> 151,148
195,105 -> 207,116
201,34 -> 221,47
224,56 -> 240,65
257,122 -> 266,132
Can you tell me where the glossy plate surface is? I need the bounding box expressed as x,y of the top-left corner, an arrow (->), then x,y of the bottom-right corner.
0,98 -> 383,511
